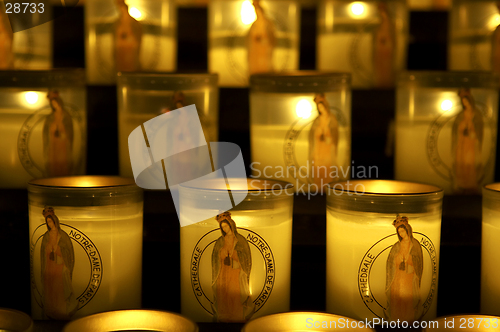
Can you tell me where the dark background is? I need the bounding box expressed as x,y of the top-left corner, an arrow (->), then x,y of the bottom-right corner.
0,4 -> 493,331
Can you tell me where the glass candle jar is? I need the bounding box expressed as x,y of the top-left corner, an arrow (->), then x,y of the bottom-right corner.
242,312 -> 376,331
0,70 -> 87,188
395,71 -> 499,195
117,72 -> 219,179
317,0 -> 408,88
62,310 -> 198,332
179,178 -> 294,323
28,176 -> 144,320
0,3 -> 52,70
250,72 -> 351,192
85,0 -> 177,85
0,308 -> 33,332
208,0 -> 300,87
482,184 -> 500,315
422,315 -> 500,331
449,0 -> 500,73
326,180 -> 443,323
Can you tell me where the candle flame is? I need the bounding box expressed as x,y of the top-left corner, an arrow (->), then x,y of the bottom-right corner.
24,91 -> 40,105
349,2 -> 366,17
128,7 -> 143,20
241,0 -> 257,25
488,14 -> 500,31
296,99 -> 312,119
440,99 -> 453,112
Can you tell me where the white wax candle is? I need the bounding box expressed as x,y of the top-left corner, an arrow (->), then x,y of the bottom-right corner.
180,208 -> 292,322
29,204 -> 143,320
326,211 -> 441,322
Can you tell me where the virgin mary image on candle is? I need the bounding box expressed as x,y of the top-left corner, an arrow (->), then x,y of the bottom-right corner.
309,93 -> 338,188
43,90 -> 74,177
211,212 -> 254,322
385,215 -> 423,322
451,88 -> 484,193
40,207 -> 77,320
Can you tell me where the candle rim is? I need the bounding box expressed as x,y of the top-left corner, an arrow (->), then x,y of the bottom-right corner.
327,180 -> 443,195
484,182 -> 500,193
0,308 -> 33,332
28,176 -> 138,189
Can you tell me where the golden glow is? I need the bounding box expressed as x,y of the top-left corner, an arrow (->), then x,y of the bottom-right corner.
24,91 -> 39,105
295,99 -> 313,119
241,0 -> 257,25
350,2 -> 365,16
128,7 -> 142,20
440,99 -> 453,112
488,14 -> 500,31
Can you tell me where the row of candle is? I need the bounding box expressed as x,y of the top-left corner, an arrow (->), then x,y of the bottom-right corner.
18,175 -> 500,325
0,70 -> 497,197
3,0 -> 500,88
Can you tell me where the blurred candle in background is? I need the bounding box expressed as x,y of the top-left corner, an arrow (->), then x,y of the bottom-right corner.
449,0 -> 500,73
28,176 -> 143,320
326,180 -> 443,323
117,72 -> 219,179
209,0 -> 300,87
317,0 -> 408,88
482,184 -> 500,316
85,0 -> 177,85
0,70 -> 86,188
180,179 -> 294,322
395,71 -> 499,195
250,72 -> 351,191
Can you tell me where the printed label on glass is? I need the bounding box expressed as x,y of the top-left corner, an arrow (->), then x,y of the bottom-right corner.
30,207 -> 103,320
358,215 -> 437,322
18,89 -> 84,178
190,212 -> 275,322
427,88 -> 495,194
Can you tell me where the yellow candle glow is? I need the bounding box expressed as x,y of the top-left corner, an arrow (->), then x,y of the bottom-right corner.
250,73 -> 351,192
395,72 -> 499,195
28,176 -> 143,320
317,0 -> 408,88
326,180 -> 443,323
180,179 -> 294,323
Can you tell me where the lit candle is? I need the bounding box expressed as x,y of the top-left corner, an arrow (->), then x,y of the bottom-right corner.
62,310 -> 198,332
326,180 -> 443,323
0,70 -> 87,188
317,0 -> 408,89
242,312 -> 376,331
85,0 -> 177,85
422,314 -> 500,331
0,308 -> 33,332
117,73 -> 219,179
28,176 -> 143,320
250,72 -> 351,192
180,178 -> 294,322
208,0 -> 300,87
482,184 -> 500,315
395,72 -> 499,195
449,1 -> 500,73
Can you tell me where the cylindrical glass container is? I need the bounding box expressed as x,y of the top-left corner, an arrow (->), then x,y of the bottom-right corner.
28,176 -> 144,320
317,0 -> 408,89
62,310 -> 198,332
117,72 -> 219,179
250,72 -> 351,192
422,315 -> 500,331
482,184 -> 500,315
208,0 -> 300,87
0,70 -> 87,188
0,3 -> 52,70
326,180 -> 443,323
395,71 -> 499,195
180,178 -> 294,323
0,308 -> 33,332
85,0 -> 177,85
449,0 -> 500,73
242,312 -> 376,331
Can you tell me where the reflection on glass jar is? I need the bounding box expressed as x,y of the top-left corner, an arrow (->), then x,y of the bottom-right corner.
395,71 -> 499,195
317,0 -> 408,88
85,0 -> 177,85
